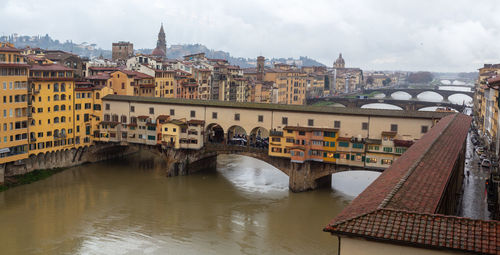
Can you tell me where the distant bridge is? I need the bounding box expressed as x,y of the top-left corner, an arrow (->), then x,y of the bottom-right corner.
363,88 -> 474,101
307,97 -> 467,112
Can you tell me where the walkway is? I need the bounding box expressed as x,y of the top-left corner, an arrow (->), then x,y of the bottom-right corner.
460,132 -> 490,220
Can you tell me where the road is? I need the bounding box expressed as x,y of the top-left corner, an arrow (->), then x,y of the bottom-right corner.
459,132 -> 490,220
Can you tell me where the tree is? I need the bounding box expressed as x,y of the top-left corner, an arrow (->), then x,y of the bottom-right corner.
382,78 -> 392,86
408,72 -> 433,84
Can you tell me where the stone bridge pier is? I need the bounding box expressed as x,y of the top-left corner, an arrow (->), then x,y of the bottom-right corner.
159,144 -> 340,192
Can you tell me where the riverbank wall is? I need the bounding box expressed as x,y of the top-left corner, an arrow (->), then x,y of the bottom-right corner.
0,143 -> 137,184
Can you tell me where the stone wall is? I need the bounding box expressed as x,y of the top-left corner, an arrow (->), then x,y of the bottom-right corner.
1,143 -> 136,183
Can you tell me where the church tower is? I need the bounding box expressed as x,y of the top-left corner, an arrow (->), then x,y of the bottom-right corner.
152,23 -> 167,59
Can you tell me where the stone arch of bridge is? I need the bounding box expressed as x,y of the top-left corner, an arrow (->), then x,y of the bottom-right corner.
390,91 -> 412,99
447,93 -> 473,104
205,123 -> 225,144
227,125 -> 248,145
249,126 -> 269,147
360,102 -> 404,110
415,91 -> 444,101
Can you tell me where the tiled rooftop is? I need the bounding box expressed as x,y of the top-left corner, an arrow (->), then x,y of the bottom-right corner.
325,113 -> 500,254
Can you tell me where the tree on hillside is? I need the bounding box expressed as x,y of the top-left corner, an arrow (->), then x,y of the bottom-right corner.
408,72 -> 433,84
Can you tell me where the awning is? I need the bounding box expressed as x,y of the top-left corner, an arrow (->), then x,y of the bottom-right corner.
0,148 -> 10,154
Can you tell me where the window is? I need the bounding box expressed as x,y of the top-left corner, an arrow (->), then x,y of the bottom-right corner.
352,143 -> 364,149
235,113 -> 240,121
149,107 -> 154,114
258,115 -> 263,122
339,141 -> 349,147
84,103 -> 91,109
75,104 -> 81,110
272,137 -> 281,142
381,159 -> 393,165
391,124 -> 398,132
170,109 -> 175,115
421,125 -> 428,133
308,119 -> 314,126
121,115 -> 127,123
366,158 -> 377,163
334,120 -> 341,128
282,117 -> 288,125
395,147 -> 407,154
130,106 -> 135,112
368,145 -> 379,151
190,110 -> 195,117
311,140 -> 322,146
362,122 -> 368,130
383,147 -> 393,153
212,112 -> 217,119
105,104 -> 110,110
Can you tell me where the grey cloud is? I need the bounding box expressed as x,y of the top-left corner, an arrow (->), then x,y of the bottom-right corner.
1,0 -> 500,72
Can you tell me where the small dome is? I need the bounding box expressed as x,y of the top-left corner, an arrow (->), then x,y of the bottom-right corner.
152,47 -> 165,56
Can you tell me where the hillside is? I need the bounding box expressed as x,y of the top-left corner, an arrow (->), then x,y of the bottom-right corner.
1,34 -> 326,67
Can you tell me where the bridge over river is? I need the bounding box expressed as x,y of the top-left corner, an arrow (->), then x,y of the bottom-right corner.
363,87 -> 474,101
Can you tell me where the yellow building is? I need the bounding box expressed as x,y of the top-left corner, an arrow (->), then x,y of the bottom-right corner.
154,70 -> 175,98
322,130 -> 337,163
0,43 -> 29,164
28,63 -> 75,154
108,70 -> 135,96
268,130 -> 293,157
161,119 -> 205,149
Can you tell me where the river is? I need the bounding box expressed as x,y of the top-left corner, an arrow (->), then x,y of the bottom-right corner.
0,152 -> 380,255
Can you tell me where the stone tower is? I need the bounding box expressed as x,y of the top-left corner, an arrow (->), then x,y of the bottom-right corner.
152,23 -> 167,59
257,56 -> 265,81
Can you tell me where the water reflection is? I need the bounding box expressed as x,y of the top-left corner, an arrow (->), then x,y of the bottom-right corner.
0,152 -> 383,254
361,103 -> 403,110
332,171 -> 381,197
391,91 -> 411,100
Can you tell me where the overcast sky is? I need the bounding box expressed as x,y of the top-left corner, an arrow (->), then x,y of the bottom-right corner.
1,0 -> 500,72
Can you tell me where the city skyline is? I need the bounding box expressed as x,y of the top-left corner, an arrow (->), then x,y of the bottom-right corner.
2,0 -> 500,72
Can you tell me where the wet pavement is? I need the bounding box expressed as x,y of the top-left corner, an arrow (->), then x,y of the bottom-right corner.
460,131 -> 491,220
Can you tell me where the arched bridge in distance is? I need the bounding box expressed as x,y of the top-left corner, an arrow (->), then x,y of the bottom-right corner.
362,87 -> 474,101
306,97 -> 467,112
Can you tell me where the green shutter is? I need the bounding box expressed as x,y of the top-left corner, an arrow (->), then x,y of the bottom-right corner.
334,153 -> 340,159
351,155 -> 355,160
362,156 -> 366,161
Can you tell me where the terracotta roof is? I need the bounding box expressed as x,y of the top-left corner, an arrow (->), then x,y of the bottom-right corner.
488,76 -> 500,85
137,115 -> 149,120
365,139 -> 382,145
29,63 -> 73,71
156,115 -> 170,120
323,114 -> 500,254
328,209 -> 499,254
0,45 -> 22,52
87,73 -> 111,80
120,70 -> 153,79
393,139 -> 414,147
337,137 -> 351,142
187,119 -> 205,125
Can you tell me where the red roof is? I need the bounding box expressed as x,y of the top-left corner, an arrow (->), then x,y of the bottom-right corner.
323,114 -> 500,254
119,70 -> 153,79
488,76 -> 500,85
328,209 -> 499,254
29,64 -> 73,71
0,45 -> 22,52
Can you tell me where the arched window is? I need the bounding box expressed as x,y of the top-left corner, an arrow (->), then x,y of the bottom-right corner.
112,114 -> 119,122
54,105 -> 59,111
61,105 -> 66,111
104,114 -> 110,121
61,129 -> 66,136
54,117 -> 59,123
121,115 -> 127,123
130,116 -> 137,124
54,83 -> 59,92
54,94 -> 59,101
54,129 -> 59,137
95,92 -> 100,99
60,83 -> 66,92
61,116 -> 66,123
61,94 -> 66,101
